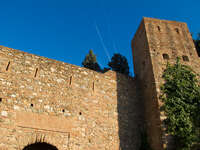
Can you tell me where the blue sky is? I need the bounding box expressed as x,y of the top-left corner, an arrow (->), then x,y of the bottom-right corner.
0,0 -> 199,75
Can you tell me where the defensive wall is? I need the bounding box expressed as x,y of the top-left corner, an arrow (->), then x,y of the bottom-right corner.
0,17 -> 200,150
0,46 -> 143,150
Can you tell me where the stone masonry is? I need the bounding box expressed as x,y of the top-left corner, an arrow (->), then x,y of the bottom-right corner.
0,17 -> 199,150
132,17 -> 200,149
0,46 -> 142,150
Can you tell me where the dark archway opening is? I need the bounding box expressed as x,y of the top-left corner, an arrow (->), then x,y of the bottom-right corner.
22,142 -> 58,150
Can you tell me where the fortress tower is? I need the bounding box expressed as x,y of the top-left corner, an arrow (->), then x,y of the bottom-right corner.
0,17 -> 199,150
132,17 -> 200,149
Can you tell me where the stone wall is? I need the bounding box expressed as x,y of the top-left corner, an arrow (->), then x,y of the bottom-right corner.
1,17 -> 198,150
132,17 -> 200,150
0,46 -> 142,150
132,19 -> 163,150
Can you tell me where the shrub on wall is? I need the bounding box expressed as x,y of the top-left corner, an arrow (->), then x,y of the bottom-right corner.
161,58 -> 200,150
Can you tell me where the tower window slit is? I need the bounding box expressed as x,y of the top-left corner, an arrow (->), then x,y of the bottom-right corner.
182,55 -> 189,61
157,26 -> 161,32
162,53 -> 169,60
175,28 -> 179,34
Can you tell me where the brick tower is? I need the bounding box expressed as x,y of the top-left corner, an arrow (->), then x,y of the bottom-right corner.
132,17 -> 200,149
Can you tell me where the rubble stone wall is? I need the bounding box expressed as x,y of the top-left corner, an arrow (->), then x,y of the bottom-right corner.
132,17 -> 200,150
0,46 -> 141,150
0,17 -> 199,150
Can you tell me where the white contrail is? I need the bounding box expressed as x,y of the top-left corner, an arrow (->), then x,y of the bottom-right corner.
108,24 -> 118,54
106,17 -> 118,54
94,22 -> 111,61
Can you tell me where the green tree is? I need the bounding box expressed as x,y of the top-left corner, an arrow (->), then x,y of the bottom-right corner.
108,53 -> 129,75
161,58 -> 200,150
194,36 -> 200,57
82,50 -> 101,72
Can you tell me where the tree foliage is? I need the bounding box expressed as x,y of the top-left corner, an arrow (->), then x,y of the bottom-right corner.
193,33 -> 200,57
161,58 -> 200,150
82,50 -> 101,72
194,40 -> 200,57
108,53 -> 129,75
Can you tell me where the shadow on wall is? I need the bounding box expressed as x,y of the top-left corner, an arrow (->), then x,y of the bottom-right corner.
116,73 -> 144,150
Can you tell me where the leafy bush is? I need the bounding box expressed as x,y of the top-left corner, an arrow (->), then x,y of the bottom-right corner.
161,58 -> 200,150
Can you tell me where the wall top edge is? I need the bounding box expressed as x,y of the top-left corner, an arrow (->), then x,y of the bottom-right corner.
0,45 -> 135,80
142,17 -> 187,25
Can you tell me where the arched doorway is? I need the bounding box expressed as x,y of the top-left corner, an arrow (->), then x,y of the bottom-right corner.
22,142 -> 58,150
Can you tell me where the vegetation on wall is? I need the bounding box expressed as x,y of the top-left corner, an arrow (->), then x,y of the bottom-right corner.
193,33 -> 200,57
161,58 -> 200,150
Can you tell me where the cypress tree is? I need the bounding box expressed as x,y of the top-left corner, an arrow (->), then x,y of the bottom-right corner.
82,50 -> 101,72
108,53 -> 129,75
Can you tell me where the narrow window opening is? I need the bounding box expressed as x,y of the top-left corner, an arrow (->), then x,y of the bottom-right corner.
6,61 -> 10,71
0,98 -> 2,102
30,104 -> 34,107
34,68 -> 38,77
88,139 -> 91,143
92,82 -> 95,91
175,28 -> 179,34
79,112 -> 82,115
69,76 -> 72,85
62,109 -> 65,113
157,26 -> 161,32
162,53 -> 169,60
182,55 -> 189,62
